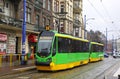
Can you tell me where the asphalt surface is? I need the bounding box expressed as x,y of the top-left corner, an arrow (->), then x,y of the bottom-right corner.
0,56 -> 120,79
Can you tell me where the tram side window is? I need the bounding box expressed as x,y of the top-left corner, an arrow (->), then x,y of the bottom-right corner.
98,46 -> 103,52
78,41 -> 82,52
58,37 -> 69,53
71,40 -> 82,53
82,42 -> 89,52
92,44 -> 97,52
52,37 -> 56,56
92,44 -> 102,52
71,40 -> 77,52
101,46 -> 104,52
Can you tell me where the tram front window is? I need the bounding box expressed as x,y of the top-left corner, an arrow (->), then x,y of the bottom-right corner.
38,36 -> 53,57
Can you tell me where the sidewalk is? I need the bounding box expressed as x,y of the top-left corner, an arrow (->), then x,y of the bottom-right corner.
0,61 -> 36,76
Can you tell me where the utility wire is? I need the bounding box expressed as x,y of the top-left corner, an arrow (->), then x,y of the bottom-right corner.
86,0 -> 120,39
100,1 -> 120,35
101,1 -> 111,20
100,1 -> 117,29
87,0 -> 107,22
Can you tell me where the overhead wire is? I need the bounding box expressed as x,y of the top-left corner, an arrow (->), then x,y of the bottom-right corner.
101,0 -> 120,36
100,1 -> 111,20
100,1 -> 117,28
87,0 -> 110,36
87,0 -> 120,39
87,0 -> 107,23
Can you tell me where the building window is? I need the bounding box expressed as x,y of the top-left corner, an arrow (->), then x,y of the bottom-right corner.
43,17 -> 46,27
70,5 -> 72,17
54,0 -> 59,12
75,28 -> 79,36
48,19 -> 50,25
54,0 -> 57,12
70,0 -> 72,2
48,0 -> 51,10
60,4 -> 64,13
67,3 -> 69,15
43,0 -> 46,8
36,15 -> 39,26
26,7 -> 31,23
6,3 -> 9,8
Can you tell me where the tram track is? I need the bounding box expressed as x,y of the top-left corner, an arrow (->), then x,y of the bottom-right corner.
71,58 -> 119,79
48,58 -> 119,79
0,57 -> 119,79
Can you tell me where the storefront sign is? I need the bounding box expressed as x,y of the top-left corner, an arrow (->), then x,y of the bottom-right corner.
0,33 -> 7,41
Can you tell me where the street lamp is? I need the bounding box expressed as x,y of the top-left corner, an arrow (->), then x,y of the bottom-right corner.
84,15 -> 95,39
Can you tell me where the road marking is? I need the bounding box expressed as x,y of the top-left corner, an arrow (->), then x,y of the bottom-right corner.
13,66 -> 36,71
18,77 -> 30,79
113,67 -> 120,77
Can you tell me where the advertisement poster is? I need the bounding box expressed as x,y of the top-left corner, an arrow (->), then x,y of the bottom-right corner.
0,33 -> 7,41
0,43 -> 6,54
7,37 -> 16,54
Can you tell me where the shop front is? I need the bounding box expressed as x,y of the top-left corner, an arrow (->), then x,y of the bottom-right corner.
0,33 -> 7,55
28,34 -> 37,59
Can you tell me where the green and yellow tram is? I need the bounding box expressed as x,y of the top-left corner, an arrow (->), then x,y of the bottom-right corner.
35,30 -> 90,71
89,42 -> 104,62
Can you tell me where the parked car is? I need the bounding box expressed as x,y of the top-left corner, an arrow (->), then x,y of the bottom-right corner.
104,53 -> 109,58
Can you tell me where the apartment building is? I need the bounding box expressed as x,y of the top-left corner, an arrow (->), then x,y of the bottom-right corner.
52,0 -> 60,31
57,0 -> 73,34
0,0 -> 53,55
0,0 -> 22,54
0,0 -> 84,55
53,0 -> 83,37
73,0 -> 83,37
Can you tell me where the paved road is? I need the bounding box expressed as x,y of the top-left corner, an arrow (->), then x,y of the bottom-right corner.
1,56 -> 120,79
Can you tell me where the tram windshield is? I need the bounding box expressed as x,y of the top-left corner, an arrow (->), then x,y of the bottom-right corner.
37,31 -> 54,57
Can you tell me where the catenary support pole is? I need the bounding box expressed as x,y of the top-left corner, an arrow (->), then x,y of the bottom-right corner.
21,0 -> 27,65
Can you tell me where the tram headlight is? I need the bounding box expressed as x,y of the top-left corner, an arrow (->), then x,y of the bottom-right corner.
50,62 -> 55,67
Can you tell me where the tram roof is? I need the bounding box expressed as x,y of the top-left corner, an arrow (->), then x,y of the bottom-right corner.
55,33 -> 89,42
90,42 -> 104,46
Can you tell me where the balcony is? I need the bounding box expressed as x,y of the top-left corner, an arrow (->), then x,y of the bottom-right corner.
0,12 -> 22,28
34,0 -> 43,10
56,12 -> 68,20
73,4 -> 82,14
0,13 -> 39,32
73,19 -> 81,28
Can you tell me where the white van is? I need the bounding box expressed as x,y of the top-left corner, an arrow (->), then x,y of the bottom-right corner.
113,52 -> 120,58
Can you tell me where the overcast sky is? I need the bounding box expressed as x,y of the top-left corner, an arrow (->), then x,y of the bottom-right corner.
83,0 -> 120,40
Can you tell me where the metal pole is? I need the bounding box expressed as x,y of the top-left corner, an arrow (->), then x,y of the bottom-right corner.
21,0 -> 27,65
112,35 -> 114,54
106,28 -> 108,53
116,39 -> 117,52
84,15 -> 86,39
58,19 -> 60,33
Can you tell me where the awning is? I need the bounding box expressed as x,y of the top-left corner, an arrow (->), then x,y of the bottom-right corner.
28,34 -> 37,42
